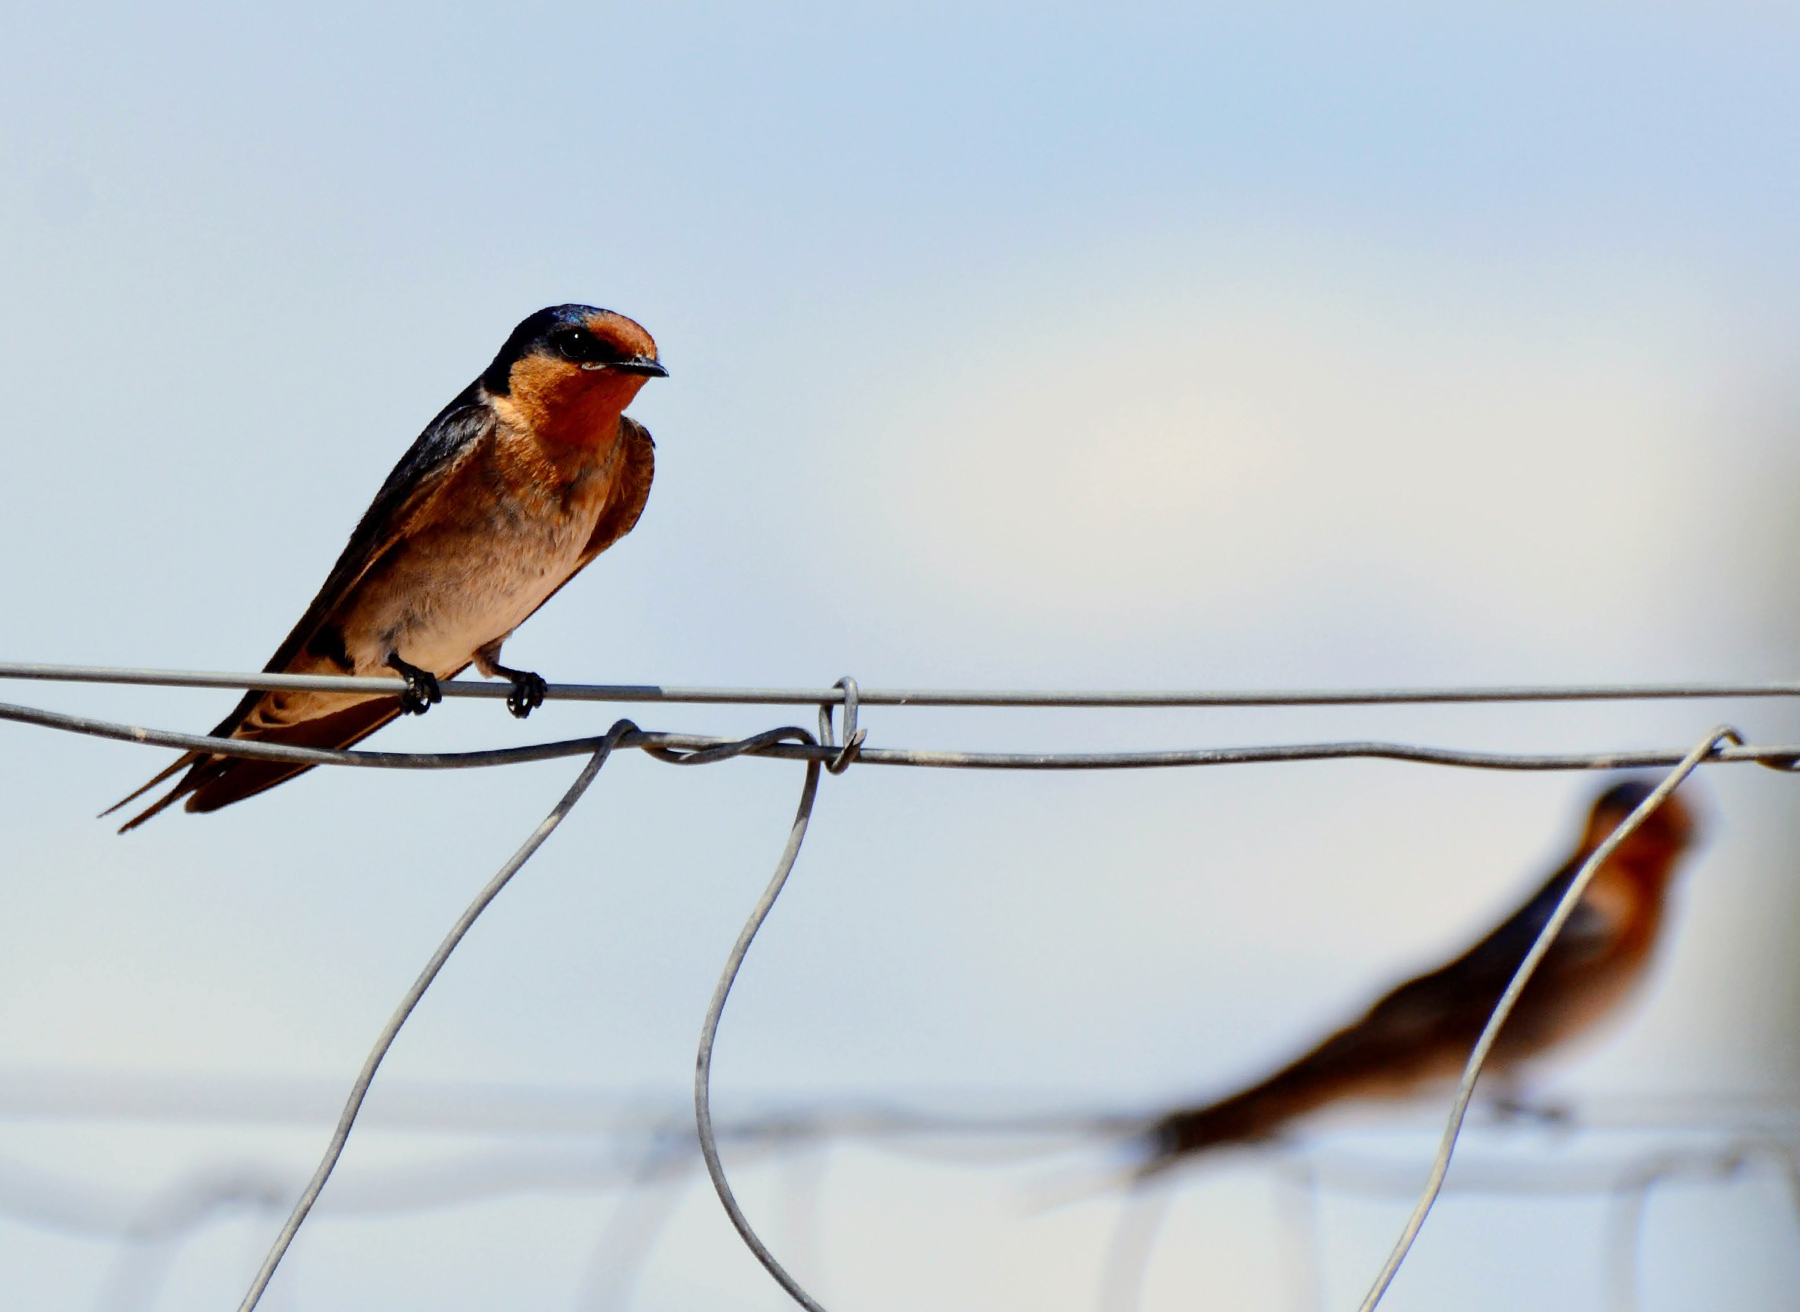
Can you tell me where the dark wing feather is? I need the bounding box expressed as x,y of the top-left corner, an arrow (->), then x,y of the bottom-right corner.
249,391 -> 497,688
1400,855 -> 1613,1011
1290,853 -> 1611,1067
182,696 -> 410,813
108,387 -> 496,829
195,387 -> 495,738
579,417 -> 656,561
113,696 -> 414,831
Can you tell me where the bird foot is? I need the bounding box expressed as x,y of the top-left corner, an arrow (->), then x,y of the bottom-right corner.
496,666 -> 547,719
472,649 -> 547,718
1490,1095 -> 1573,1129
385,653 -> 441,715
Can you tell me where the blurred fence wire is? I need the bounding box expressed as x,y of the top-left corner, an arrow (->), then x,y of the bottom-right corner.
3,662 -> 1799,1311
1,1087 -> 1795,1312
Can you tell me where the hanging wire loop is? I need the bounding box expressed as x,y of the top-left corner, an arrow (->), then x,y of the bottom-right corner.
235,719 -> 637,1312
694,736 -> 833,1312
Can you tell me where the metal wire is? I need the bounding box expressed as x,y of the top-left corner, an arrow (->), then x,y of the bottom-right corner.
1088,1131 -> 1800,1312
2,662 -> 1796,1308
224,715 -> 831,1312
96,1169 -> 290,1312
818,676 -> 866,774
0,1100 -> 1792,1226
6,696 -> 1800,777
12,660 -> 1800,707
1096,1184 -> 1174,1312
1353,724 -> 1740,1312
0,1095 -> 1790,1310
1274,1160 -> 1326,1312
1593,1137 -> 1800,1312
571,1135 -> 697,1312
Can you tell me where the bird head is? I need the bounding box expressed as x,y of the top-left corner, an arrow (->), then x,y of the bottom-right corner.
1581,778 -> 1698,883
480,305 -> 666,438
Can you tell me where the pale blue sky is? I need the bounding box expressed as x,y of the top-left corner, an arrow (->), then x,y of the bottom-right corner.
2,5 -> 1799,1309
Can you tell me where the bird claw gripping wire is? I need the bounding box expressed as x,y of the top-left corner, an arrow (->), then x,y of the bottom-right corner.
384,654 -> 442,715
816,677 -> 866,774
504,670 -> 548,719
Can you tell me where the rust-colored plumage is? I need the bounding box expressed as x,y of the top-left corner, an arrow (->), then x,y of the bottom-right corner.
108,305 -> 665,830
1141,780 -> 1698,1173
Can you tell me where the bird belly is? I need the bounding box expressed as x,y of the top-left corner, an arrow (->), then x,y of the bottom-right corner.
1495,870 -> 1662,1068
227,438 -> 626,743
343,500 -> 601,678
1499,950 -> 1650,1069
238,505 -> 599,738
316,433 -> 623,690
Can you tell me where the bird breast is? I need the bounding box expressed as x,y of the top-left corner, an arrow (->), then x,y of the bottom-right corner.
340,431 -> 624,677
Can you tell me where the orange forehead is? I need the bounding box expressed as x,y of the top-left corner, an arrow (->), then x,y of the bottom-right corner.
584,310 -> 658,360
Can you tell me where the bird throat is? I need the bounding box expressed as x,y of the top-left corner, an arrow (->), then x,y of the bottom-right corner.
494,354 -> 644,457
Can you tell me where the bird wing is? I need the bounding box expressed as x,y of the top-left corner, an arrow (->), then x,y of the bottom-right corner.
580,416 -> 656,562
249,389 -> 498,692
1319,855 -> 1617,1062
107,390 -> 496,828
1145,855 -> 1621,1163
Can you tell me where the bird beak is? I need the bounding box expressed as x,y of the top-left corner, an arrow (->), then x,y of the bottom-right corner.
585,356 -> 668,377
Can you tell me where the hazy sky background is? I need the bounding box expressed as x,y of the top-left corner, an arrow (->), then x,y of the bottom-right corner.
2,3 -> 1800,1309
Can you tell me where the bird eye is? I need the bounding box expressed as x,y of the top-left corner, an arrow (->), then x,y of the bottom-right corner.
553,330 -> 593,362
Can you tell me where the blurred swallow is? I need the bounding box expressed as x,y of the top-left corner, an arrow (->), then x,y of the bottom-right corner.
1141,779 -> 1698,1172
108,304 -> 666,831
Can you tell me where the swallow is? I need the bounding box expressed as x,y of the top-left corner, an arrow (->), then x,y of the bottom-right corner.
107,304 -> 666,831
1141,779 -> 1697,1172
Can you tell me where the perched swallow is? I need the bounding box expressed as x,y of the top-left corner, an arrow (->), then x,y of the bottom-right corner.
1141,780 -> 1697,1172
108,304 -> 665,831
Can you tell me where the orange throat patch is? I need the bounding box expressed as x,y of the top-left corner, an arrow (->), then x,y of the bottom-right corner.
496,354 -> 648,453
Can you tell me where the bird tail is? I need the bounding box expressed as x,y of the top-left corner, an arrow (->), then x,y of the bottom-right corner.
100,752 -> 205,832
1138,1034 -> 1424,1177
104,696 -> 405,832
1139,1070 -> 1326,1174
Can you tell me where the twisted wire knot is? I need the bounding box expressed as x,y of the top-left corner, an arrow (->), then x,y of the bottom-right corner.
816,677 -> 865,775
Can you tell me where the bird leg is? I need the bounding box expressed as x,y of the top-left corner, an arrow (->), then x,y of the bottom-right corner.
474,642 -> 547,719
498,665 -> 547,718
385,652 -> 442,715
1489,1091 -> 1574,1130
